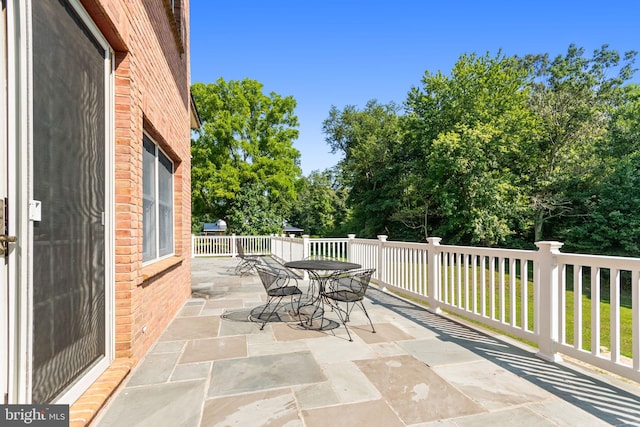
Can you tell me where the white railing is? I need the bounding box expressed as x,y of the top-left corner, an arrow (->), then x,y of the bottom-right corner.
191,234 -> 270,257
191,233 -> 640,383
270,235 -> 304,263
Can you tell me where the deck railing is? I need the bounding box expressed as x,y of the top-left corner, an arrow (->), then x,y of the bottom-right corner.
191,233 -> 640,383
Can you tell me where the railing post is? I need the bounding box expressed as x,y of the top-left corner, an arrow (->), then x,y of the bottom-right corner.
302,235 -> 310,259
269,234 -> 274,257
191,234 -> 195,258
535,241 -> 564,363
377,235 -> 387,284
300,235 -> 310,280
231,233 -> 237,258
427,237 -> 442,313
347,234 -> 356,261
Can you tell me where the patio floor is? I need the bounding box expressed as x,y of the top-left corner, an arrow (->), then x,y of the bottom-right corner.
93,257 -> 640,427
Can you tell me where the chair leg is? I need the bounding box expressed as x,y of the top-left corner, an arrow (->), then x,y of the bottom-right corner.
325,299 -> 353,342
256,296 -> 282,330
335,306 -> 353,342
358,301 -> 376,333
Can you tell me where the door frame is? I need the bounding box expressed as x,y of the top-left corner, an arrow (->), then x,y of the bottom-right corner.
1,0 -> 8,404
4,0 -> 30,404
4,0 -> 115,404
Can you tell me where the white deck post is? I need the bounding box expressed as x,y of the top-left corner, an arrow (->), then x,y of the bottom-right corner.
301,235 -> 310,280
231,233 -> 237,258
535,241 -> 564,363
347,234 -> 356,262
426,237 -> 442,313
376,235 -> 387,284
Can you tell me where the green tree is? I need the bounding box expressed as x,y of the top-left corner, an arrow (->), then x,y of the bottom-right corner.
289,169 -> 350,237
226,182 -> 283,235
608,84 -> 640,158
565,152 -> 640,256
323,100 -> 403,238
562,84 -> 640,256
404,52 -> 537,246
522,44 -> 637,241
191,78 -> 302,232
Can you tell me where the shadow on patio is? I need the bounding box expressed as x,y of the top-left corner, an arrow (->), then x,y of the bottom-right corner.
93,257 -> 640,426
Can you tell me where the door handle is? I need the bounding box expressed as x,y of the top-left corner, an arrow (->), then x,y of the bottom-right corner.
0,235 -> 17,256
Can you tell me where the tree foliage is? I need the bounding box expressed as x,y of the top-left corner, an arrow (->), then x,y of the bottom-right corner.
191,78 -> 302,234
322,100 -> 403,237
288,169 -> 349,237
315,45 -> 640,255
404,52 -> 536,245
522,45 -> 637,240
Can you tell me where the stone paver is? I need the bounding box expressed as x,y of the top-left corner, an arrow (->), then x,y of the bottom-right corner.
93,257 -> 640,427
96,379 -> 206,427
356,354 -> 485,424
126,352 -> 180,386
179,335 -> 247,363
201,389 -> 302,427
302,399 -> 404,427
158,315 -> 220,341
433,359 -> 553,410
207,351 -> 326,397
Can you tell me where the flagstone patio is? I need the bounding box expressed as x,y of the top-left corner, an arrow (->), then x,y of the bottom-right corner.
92,257 -> 640,426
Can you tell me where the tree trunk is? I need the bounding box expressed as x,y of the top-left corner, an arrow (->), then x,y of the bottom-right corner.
534,210 -> 545,242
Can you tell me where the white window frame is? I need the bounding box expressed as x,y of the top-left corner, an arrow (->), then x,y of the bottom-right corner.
142,133 -> 175,264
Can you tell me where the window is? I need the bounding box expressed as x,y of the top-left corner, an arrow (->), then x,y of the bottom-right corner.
143,134 -> 174,262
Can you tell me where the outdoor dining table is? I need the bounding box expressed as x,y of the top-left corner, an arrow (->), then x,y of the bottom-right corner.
284,259 -> 361,329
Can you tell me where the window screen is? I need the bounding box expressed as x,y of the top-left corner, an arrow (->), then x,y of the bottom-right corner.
32,0 -> 106,403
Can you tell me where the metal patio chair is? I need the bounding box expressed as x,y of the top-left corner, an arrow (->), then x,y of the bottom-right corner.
234,240 -> 262,275
321,268 -> 376,341
252,264 -> 303,330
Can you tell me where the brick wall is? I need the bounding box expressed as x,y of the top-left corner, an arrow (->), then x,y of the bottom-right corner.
81,0 -> 193,362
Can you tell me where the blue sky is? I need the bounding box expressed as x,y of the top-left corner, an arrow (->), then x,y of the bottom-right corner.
190,0 -> 639,175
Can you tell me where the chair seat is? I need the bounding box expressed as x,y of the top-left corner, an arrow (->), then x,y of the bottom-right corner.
323,289 -> 360,302
268,286 -> 303,297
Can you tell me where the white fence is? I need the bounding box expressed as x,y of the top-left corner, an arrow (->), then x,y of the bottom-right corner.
191,235 -> 271,257
191,233 -> 640,383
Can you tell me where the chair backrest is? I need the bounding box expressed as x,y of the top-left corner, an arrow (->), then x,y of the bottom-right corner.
329,268 -> 375,299
236,240 -> 246,259
255,264 -> 294,294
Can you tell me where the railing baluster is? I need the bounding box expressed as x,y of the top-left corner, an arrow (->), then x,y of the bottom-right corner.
611,269 -> 621,363
591,267 -> 601,357
520,259 -> 528,331
632,269 -> 639,371
499,257 -> 506,323
574,265 -> 583,350
490,256 -> 496,320
510,258 -> 517,327
559,263 -> 567,345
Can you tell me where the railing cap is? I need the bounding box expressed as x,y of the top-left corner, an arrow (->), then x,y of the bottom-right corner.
427,237 -> 442,245
535,241 -> 564,253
